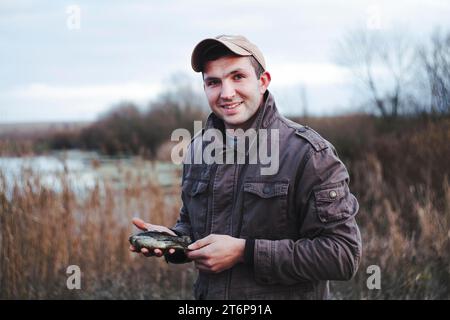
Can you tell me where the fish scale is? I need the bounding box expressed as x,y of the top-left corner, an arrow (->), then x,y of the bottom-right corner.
129,231 -> 192,251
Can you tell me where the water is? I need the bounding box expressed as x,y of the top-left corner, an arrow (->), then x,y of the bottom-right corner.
0,150 -> 181,199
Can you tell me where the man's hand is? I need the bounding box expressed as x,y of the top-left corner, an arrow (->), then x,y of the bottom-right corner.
129,217 -> 177,257
186,234 -> 245,273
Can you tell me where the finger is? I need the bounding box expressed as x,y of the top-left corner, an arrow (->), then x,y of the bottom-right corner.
186,248 -> 206,260
168,248 -> 175,255
188,235 -> 214,250
129,245 -> 136,252
132,217 -> 150,231
194,258 -> 209,267
194,261 -> 212,273
162,228 -> 177,236
154,249 -> 164,257
140,248 -> 155,257
151,225 -> 176,236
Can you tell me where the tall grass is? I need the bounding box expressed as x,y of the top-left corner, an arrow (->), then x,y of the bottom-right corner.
325,116 -> 450,299
332,154 -> 450,299
1,115 -> 449,299
0,164 -> 196,299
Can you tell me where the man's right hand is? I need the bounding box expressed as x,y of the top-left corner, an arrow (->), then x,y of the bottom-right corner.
129,217 -> 177,257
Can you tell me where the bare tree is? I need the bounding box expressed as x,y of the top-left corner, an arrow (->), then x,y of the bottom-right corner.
418,29 -> 450,114
336,28 -> 417,118
157,72 -> 209,113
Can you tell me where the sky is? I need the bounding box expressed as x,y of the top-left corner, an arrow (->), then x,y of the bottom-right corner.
1,0 -> 449,123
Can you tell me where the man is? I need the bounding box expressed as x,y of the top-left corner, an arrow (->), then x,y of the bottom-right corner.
130,35 -> 362,299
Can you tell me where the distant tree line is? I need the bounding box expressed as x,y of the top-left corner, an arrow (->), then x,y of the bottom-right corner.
45,28 -> 449,157
46,77 -> 208,158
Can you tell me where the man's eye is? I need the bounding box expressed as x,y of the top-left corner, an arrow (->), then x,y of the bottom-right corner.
207,80 -> 219,86
233,74 -> 244,80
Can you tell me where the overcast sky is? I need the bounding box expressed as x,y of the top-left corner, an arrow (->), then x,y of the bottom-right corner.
1,0 -> 449,123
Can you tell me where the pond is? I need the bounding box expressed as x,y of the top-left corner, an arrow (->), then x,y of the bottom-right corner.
0,150 -> 182,199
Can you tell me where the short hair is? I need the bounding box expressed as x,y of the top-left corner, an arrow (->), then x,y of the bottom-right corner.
201,45 -> 264,79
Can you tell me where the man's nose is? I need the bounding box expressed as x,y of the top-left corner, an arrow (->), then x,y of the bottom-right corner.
220,81 -> 235,100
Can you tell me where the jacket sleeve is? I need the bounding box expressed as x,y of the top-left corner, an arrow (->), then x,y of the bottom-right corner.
253,144 -> 362,285
170,196 -> 192,238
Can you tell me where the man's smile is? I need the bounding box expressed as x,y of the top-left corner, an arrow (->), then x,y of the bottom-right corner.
221,101 -> 243,109
221,101 -> 244,116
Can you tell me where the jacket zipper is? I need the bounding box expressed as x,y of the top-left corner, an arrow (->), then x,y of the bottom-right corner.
234,160 -> 250,239
200,163 -> 218,300
225,163 -> 240,299
206,164 -> 218,234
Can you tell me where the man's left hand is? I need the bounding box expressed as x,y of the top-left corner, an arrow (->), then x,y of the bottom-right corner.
186,234 -> 246,274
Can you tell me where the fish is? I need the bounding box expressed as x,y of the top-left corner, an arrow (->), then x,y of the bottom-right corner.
129,230 -> 192,252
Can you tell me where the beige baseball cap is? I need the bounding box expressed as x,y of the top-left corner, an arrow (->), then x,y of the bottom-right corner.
191,34 -> 266,72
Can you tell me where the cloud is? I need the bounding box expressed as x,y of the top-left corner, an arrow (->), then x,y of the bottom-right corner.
2,1 -> 450,122
9,82 -> 161,101
0,82 -> 162,122
270,62 -> 351,86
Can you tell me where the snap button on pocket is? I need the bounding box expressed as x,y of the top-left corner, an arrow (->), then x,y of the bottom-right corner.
263,185 -> 272,195
314,184 -> 351,223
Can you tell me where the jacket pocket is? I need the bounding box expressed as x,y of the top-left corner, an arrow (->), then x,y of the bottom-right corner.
240,181 -> 289,239
182,178 -> 209,238
314,182 -> 351,223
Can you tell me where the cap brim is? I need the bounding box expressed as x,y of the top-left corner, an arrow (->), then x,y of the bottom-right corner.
191,38 -> 252,72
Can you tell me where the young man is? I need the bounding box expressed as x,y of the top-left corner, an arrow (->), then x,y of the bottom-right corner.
130,35 -> 362,299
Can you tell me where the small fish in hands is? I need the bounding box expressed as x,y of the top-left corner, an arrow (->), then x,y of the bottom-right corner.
129,230 -> 192,253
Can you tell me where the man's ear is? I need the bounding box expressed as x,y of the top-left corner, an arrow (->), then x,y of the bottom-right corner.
259,71 -> 271,94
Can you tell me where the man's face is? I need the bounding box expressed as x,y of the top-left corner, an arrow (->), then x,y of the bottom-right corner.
203,55 -> 270,130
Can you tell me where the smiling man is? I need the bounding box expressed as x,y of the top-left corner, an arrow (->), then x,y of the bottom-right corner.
201,54 -> 269,130
130,35 -> 362,300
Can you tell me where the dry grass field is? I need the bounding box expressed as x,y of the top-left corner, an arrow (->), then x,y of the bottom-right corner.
1,115 -> 449,299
